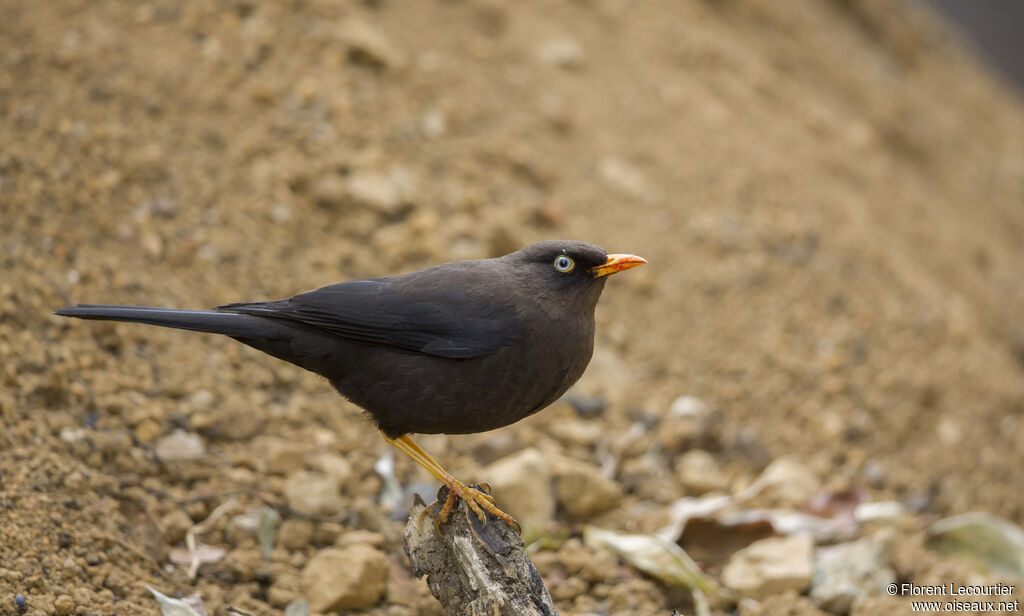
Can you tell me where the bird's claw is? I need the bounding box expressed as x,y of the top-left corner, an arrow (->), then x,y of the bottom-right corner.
435,480 -> 521,535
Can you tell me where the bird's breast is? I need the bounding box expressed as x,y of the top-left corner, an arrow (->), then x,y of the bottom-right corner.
343,309 -> 596,436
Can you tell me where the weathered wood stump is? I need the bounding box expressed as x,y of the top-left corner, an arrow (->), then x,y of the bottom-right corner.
404,487 -> 558,616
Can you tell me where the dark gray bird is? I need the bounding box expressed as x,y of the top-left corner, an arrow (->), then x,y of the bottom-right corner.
56,240 -> 646,530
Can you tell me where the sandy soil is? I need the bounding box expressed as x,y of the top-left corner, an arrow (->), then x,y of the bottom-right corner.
2,0 -> 1024,615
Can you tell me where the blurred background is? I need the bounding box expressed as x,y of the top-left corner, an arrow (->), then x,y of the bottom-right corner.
923,0 -> 1024,91
2,1 -> 1023,615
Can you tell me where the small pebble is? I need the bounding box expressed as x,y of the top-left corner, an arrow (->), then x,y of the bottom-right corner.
563,392 -> 605,418
71,588 -> 91,606
278,518 -> 315,550
153,429 -> 205,462
536,37 -> 586,69
161,509 -> 195,544
53,595 -> 75,615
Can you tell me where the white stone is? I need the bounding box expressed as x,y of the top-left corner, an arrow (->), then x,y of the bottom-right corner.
283,471 -> 343,517
263,438 -> 307,474
154,430 -> 205,462
536,37 -> 586,69
302,545 -> 388,611
755,456 -> 820,507
339,19 -> 405,69
547,453 -> 622,520
722,534 -> 814,598
810,537 -> 895,613
669,395 -> 709,418
482,448 -> 555,535
311,452 -> 352,484
675,449 -> 729,494
598,156 -> 653,201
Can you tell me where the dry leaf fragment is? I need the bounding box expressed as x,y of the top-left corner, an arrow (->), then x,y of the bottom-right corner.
147,586 -> 208,616
584,525 -> 733,616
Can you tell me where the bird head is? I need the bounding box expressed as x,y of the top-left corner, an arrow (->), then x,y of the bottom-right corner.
504,240 -> 646,314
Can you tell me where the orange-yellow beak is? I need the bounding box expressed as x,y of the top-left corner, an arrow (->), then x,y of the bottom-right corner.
589,253 -> 647,278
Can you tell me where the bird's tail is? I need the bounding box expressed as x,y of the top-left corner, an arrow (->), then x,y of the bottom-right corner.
54,305 -> 277,339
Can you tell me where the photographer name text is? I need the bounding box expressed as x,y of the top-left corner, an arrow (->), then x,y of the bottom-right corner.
891,583 -> 1016,597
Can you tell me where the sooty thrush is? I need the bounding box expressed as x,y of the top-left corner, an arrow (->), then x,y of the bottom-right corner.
56,240 -> 646,531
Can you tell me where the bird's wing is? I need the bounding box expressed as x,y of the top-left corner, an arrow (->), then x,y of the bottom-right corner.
218,279 -> 521,359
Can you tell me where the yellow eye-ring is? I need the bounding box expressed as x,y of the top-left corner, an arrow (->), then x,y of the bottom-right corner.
553,255 -> 575,273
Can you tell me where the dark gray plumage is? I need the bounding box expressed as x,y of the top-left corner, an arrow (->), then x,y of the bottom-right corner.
56,240 -> 644,438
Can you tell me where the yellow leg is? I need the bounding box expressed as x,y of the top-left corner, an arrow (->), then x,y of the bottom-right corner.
382,432 -> 520,533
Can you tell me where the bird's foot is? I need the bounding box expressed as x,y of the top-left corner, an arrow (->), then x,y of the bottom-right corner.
381,433 -> 520,535
435,479 -> 521,535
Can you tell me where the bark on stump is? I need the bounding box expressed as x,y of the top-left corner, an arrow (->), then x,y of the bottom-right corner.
404,487 -> 559,616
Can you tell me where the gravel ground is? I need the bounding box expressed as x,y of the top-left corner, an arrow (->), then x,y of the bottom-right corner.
2,1 -> 1024,615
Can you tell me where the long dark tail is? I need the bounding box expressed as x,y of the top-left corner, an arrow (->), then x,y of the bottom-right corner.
54,305 -> 277,339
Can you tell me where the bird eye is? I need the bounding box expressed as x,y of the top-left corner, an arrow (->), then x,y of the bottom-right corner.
553,255 -> 575,273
